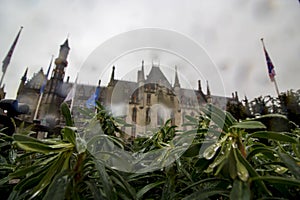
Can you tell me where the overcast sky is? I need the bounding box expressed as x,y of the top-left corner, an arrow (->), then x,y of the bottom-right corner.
0,0 -> 299,100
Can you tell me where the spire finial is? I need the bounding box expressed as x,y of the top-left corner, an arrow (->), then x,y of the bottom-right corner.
21,67 -> 28,81
206,80 -> 211,96
174,65 -> 180,88
109,66 -> 115,85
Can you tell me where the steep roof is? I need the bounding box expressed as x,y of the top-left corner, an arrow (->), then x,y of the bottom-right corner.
145,66 -> 171,89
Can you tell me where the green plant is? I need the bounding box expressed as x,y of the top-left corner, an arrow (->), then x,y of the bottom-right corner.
0,103 -> 299,199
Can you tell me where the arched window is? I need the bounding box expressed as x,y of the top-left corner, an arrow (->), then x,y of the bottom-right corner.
132,107 -> 137,123
157,109 -> 164,126
146,108 -> 151,124
146,93 -> 151,105
170,111 -> 175,126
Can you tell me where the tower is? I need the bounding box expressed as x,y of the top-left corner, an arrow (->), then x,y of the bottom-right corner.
40,39 -> 70,126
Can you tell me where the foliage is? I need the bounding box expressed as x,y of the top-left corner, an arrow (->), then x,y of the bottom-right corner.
0,102 -> 300,199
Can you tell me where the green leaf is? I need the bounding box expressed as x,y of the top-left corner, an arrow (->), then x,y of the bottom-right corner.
136,181 -> 165,199
247,147 -> 277,161
185,115 -> 199,124
62,127 -> 76,145
9,165 -> 40,179
248,131 -> 298,143
230,179 -> 251,200
203,142 -> 221,160
13,134 -> 74,153
43,172 -> 69,200
252,176 -> 300,186
182,143 -> 202,157
278,151 -> 300,179
201,105 -> 228,132
233,148 -> 249,182
108,168 -> 136,199
235,146 -> 272,196
174,177 -> 231,198
182,189 -> 229,200
94,160 -> 117,200
29,152 -> 68,199
231,121 -> 266,130
61,102 -> 74,126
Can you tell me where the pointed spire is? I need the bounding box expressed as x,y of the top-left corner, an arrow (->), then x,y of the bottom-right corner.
174,66 -> 180,88
109,66 -> 115,86
21,67 -> 28,82
141,60 -> 145,80
206,80 -> 211,96
61,38 -> 70,49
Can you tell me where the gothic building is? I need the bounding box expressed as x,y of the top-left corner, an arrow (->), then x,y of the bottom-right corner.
16,39 -> 238,137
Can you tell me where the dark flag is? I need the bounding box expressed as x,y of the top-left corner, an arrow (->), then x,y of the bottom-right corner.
2,26 -> 23,73
261,38 -> 276,82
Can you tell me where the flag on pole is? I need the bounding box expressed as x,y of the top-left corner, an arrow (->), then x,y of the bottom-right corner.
40,55 -> 53,94
64,75 -> 78,102
86,85 -> 100,108
261,38 -> 276,82
2,26 -> 23,73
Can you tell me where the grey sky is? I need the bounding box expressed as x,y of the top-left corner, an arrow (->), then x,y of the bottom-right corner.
0,0 -> 299,99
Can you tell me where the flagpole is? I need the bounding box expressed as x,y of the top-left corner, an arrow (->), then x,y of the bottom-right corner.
70,74 -> 78,112
34,92 -> 43,120
33,55 -> 53,120
273,78 -> 280,97
0,69 -> 7,88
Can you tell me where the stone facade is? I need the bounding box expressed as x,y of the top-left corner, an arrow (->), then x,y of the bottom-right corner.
15,40 -> 237,137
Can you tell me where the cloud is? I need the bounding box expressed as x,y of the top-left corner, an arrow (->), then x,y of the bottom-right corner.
0,0 -> 299,100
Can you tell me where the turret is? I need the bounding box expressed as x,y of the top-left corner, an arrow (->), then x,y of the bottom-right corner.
52,39 -> 70,82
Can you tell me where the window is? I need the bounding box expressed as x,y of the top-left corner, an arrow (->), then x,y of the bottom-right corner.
170,96 -> 174,102
146,108 -> 151,124
157,109 -> 164,126
132,107 -> 137,123
146,93 -> 151,105
170,111 -> 175,126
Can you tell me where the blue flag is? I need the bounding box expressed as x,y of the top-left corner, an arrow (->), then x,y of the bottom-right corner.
86,86 -> 100,108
